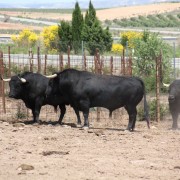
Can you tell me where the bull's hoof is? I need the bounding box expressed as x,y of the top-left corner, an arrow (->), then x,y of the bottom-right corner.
172,127 -> 178,130
76,124 -> 82,128
79,126 -> 89,130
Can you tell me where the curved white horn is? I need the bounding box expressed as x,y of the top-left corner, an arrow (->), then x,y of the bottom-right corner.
1,78 -> 11,82
19,77 -> 26,83
163,83 -> 170,88
45,74 -> 57,79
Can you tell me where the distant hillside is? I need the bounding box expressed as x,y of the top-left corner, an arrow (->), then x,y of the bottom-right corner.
0,0 -> 179,9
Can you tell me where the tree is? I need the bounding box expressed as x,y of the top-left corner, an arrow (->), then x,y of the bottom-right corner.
72,2 -> 84,54
58,21 -> 72,53
81,1 -> 113,55
133,31 -> 172,92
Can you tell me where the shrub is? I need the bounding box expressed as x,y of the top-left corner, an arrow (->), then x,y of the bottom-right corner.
137,99 -> 169,121
111,43 -> 123,54
41,25 -> 59,53
11,29 -> 39,47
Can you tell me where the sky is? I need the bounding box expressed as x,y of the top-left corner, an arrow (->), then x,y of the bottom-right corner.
0,0 -> 180,8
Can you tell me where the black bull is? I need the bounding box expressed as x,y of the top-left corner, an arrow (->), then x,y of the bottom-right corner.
46,69 -> 150,131
167,80 -> 180,129
1,72 -> 81,124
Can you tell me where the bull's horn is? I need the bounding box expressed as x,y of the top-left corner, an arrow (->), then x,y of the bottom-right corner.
163,83 -> 170,87
45,74 -> 57,79
18,77 -> 26,83
1,77 -> 11,82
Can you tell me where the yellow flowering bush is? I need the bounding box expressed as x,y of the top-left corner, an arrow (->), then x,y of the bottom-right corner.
120,31 -> 142,49
11,29 -> 39,47
41,25 -> 59,52
111,43 -> 124,54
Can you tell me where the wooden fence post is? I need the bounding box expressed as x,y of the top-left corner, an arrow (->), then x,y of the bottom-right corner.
8,46 -> 11,77
95,48 -> 101,122
84,53 -> 87,71
67,46 -> 70,68
110,56 -> 113,75
37,46 -> 41,73
29,48 -> 33,72
156,51 -> 162,123
60,54 -> 63,71
121,49 -> 125,75
44,54 -> 47,75
0,51 -> 6,113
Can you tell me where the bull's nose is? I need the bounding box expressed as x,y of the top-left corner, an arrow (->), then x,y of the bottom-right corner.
9,93 -> 15,98
168,95 -> 175,101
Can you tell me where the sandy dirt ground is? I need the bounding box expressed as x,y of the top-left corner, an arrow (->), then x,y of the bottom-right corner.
0,3 -> 180,31
0,110 -> 179,180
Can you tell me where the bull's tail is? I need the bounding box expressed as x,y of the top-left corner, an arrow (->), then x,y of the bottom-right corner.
143,92 -> 150,129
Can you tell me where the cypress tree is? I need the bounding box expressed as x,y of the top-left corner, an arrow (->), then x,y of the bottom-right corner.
72,2 -> 84,54
58,21 -> 72,53
82,1 -> 112,55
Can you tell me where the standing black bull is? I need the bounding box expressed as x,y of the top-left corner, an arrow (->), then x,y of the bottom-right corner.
46,69 -> 150,131
165,80 -> 180,129
1,72 -> 81,124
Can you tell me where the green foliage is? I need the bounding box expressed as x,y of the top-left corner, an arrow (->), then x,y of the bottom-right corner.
16,103 -> 27,119
137,99 -> 169,121
81,1 -> 113,55
133,31 -> 172,92
72,2 -> 84,54
107,13 -> 180,28
46,65 -> 58,75
58,21 -> 73,53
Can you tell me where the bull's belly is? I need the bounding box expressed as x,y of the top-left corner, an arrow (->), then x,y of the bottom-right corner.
90,99 -> 124,111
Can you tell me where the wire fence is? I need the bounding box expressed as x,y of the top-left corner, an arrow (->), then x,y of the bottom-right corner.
0,46 -> 178,128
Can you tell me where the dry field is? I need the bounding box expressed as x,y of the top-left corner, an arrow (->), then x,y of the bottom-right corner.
0,2 -> 180,31
0,107 -> 180,180
0,96 -> 180,180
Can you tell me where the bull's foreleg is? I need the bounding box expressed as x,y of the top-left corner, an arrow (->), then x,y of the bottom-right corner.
32,108 -> 41,123
125,106 -> 137,131
171,111 -> 178,129
58,104 -> 66,124
83,109 -> 89,128
33,98 -> 43,123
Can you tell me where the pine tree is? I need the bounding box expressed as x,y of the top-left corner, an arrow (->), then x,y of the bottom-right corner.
72,2 -> 84,54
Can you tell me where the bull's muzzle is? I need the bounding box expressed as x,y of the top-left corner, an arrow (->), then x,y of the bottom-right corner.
168,95 -> 175,102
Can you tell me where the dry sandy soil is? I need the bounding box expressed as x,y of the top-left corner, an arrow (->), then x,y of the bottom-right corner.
0,3 -> 180,31
0,105 -> 179,180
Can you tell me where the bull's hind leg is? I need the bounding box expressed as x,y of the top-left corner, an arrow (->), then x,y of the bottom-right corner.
58,104 -> 66,124
125,105 -> 137,131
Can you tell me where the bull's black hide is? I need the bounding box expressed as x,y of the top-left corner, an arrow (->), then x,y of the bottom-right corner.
168,80 -> 180,129
46,69 -> 150,131
2,72 -> 81,124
